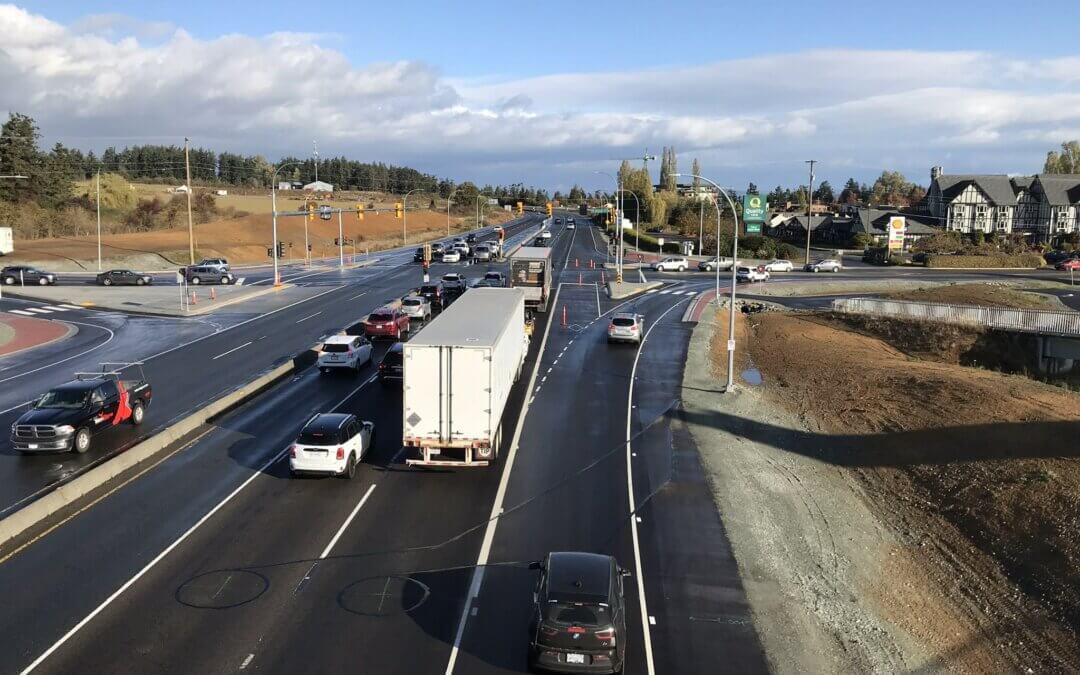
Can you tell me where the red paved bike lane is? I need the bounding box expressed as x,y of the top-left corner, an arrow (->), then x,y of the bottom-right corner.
0,314 -> 74,358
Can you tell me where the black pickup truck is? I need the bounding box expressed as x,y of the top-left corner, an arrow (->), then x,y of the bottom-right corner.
11,364 -> 152,454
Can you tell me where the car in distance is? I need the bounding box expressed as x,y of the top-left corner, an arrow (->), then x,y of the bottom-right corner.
400,295 -> 432,321
532,236 -> 548,247
528,552 -> 629,674
483,271 -> 506,287
1,265 -> 56,286
736,266 -> 770,282
183,265 -> 235,285
363,307 -> 411,340
418,283 -> 445,311
413,247 -> 427,262
697,257 -> 738,272
804,259 -> 843,273
763,259 -> 794,272
377,341 -> 405,385
1055,258 -> 1080,271
566,222 -> 575,229
96,269 -> 153,286
473,245 -> 492,262
317,335 -> 373,374
289,413 -> 375,479
466,233 -> 477,244
197,258 -> 229,272
540,230 -> 553,239
607,312 -> 644,344
651,256 -> 689,272
441,249 -> 462,263
453,242 -> 471,257
441,273 -> 467,293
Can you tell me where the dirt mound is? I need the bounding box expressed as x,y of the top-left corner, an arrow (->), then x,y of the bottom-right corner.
882,282 -> 1062,309
737,312 -> 1080,670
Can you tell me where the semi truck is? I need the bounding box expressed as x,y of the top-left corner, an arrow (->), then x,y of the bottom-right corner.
403,288 -> 528,467
509,246 -> 552,313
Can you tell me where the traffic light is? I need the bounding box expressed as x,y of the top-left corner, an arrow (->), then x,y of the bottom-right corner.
546,202 -> 553,216
395,202 -> 403,219
307,202 -> 316,222
423,243 -> 432,263
307,244 -> 312,252
356,203 -> 364,221
276,241 -> 285,258
516,201 -> 523,215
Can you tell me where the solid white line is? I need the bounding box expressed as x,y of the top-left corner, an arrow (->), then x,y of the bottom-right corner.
595,283 -> 601,318
8,310 -> 34,316
20,444 -> 291,674
445,283 -> 563,675
319,484 -> 376,559
295,311 -> 322,323
0,319 -> 116,387
645,289 -> 658,294
348,292 -> 367,300
562,223 -> 577,271
57,304 -> 85,310
624,297 -> 690,675
211,341 -> 253,361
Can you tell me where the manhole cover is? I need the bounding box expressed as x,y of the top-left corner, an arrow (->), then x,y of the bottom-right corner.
176,569 -> 269,609
339,575 -> 430,617
406,412 -> 422,427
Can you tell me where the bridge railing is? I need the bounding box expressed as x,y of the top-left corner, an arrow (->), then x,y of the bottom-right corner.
830,298 -> 1080,337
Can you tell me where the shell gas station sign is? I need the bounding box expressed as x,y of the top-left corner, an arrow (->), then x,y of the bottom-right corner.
887,216 -> 906,251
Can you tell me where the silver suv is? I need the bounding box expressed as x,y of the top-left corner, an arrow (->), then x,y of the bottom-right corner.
607,312 -> 644,344
184,265 -> 235,285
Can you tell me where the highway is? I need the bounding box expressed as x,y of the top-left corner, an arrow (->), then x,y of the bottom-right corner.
0,216 -> 542,519
0,213 -> 766,674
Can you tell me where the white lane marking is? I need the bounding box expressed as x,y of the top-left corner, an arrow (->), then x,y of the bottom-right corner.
595,282 -> 601,317
19,443 -> 290,674
649,616 -> 657,625
562,222 -> 578,271
211,341 -> 253,361
25,308 -> 53,314
0,318 -> 116,392
541,376 -> 546,383
646,289 -> 658,294
295,311 -> 322,324
8,310 -> 34,316
234,278 -> 246,286
239,654 -> 255,670
624,297 -> 690,675
658,290 -> 670,295
58,304 -> 85,310
445,283 -> 563,675
319,484 -> 377,559
546,367 -> 552,374
42,306 -> 69,312
348,292 -> 367,300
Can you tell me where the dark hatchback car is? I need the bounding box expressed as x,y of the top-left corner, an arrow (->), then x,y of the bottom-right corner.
529,552 -> 629,674
96,269 -> 153,286
1,265 -> 56,286
378,342 -> 404,385
418,283 -> 445,311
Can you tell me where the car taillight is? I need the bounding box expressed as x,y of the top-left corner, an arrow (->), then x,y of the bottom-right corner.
594,627 -> 615,642
608,325 -> 615,332
540,625 -> 559,637
378,363 -> 385,370
289,445 -> 297,458
336,447 -> 345,460
629,325 -> 638,331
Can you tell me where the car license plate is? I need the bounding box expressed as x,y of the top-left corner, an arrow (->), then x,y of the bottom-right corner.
27,443 -> 39,449
566,653 -> 585,664
307,448 -> 327,454
331,355 -> 341,361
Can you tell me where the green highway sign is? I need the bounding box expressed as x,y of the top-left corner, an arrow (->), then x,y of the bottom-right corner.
743,192 -> 766,234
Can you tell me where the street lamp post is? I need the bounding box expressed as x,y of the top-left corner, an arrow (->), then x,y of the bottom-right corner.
616,189 -> 640,261
271,162 -> 300,286
594,171 -> 622,281
446,186 -> 459,237
677,172 -> 741,392
402,188 -> 421,245
804,159 -> 817,266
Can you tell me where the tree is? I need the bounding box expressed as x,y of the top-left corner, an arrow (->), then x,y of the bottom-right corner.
839,178 -> 860,205
0,113 -> 42,203
813,180 -> 834,204
1044,141 -> 1080,174
767,185 -> 785,207
691,159 -> 701,188
747,182 -> 759,194
666,147 -> 678,191
871,170 -> 916,206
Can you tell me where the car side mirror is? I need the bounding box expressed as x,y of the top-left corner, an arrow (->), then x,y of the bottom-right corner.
528,561 -> 543,571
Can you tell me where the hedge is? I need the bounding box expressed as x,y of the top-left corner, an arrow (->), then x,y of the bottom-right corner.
925,253 -> 1045,268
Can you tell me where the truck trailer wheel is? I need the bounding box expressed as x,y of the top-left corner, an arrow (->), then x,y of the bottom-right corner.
73,427 -> 92,454
131,402 -> 145,426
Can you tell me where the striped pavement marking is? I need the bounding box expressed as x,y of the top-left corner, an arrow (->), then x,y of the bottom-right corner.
235,277 -> 246,286
58,304 -> 84,310
25,307 -> 53,314
8,309 -> 34,316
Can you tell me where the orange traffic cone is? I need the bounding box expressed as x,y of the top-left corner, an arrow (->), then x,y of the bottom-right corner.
210,287 -> 216,301
575,258 -> 579,267
578,272 -> 583,285
190,291 -> 197,305
561,305 -> 568,328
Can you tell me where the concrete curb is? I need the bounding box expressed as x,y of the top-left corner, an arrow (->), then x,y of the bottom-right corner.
606,280 -> 663,300
0,360 -> 299,547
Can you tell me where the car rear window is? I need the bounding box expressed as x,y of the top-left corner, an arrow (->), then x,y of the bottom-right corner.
545,602 -> 608,626
420,285 -> 440,294
323,343 -> 350,353
403,298 -> 422,306
297,426 -> 342,445
612,317 -> 636,327
382,350 -> 403,365
369,312 -> 393,322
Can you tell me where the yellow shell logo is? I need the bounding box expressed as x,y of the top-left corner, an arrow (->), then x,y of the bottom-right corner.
891,219 -> 904,230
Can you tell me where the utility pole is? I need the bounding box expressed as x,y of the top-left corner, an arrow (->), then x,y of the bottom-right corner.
698,198 -> 704,256
313,140 -> 319,184
184,138 -> 194,265
95,170 -> 102,271
337,209 -> 344,270
804,159 -> 816,266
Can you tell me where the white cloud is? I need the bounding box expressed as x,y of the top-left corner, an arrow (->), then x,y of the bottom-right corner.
1,4 -> 1079,187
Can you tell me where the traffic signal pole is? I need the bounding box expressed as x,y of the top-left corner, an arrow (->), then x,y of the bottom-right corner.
337,209 -> 344,270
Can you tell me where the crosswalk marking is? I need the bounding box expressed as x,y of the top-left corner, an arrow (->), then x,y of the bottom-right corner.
234,277 -> 246,286
25,307 -> 53,314
645,289 -> 658,294
658,290 -> 670,295
58,304 -> 84,310
8,309 -> 34,316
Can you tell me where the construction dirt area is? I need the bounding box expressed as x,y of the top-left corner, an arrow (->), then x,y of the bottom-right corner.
682,303 -> 1080,674
882,282 -> 1068,310
9,208 -> 512,270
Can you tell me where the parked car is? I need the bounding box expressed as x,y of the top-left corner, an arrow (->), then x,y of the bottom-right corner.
418,283 -> 445,311
378,341 -> 405,385
763,259 -> 794,272
736,266 -> 770,282
473,245 -> 492,262
96,269 -> 153,286
1,265 -> 56,286
697,257 -> 738,272
527,552 -> 629,674
652,256 -> 689,272
317,335 -> 373,374
197,258 -> 230,272
1057,258 -> 1080,271
400,295 -> 432,321
441,249 -> 462,263
363,307 -> 411,340
607,312 -> 644,344
183,265 -> 235,285
288,413 -> 375,479
483,271 -> 506,287
804,259 -> 843,273
11,364 -> 151,454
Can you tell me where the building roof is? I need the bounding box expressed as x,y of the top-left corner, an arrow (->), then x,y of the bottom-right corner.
303,180 -> 334,191
1012,176 -> 1034,191
1035,174 -> 1080,205
868,212 -> 941,235
785,214 -> 832,230
934,174 -> 1018,205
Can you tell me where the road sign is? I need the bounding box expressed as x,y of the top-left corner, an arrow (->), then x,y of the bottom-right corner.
743,193 -> 766,234
887,216 -> 906,251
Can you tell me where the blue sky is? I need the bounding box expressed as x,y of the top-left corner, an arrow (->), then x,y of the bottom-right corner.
5,1 -> 1080,191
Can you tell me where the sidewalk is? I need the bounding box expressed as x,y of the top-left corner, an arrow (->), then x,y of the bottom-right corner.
0,313 -> 76,358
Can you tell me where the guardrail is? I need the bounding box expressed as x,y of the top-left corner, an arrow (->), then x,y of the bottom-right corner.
831,298 -> 1080,337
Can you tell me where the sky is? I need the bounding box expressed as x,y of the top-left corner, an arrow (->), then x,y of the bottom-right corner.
3,1 -> 1080,193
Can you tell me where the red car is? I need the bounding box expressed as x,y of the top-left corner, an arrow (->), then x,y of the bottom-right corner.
363,307 -> 411,340
1056,258 -> 1080,271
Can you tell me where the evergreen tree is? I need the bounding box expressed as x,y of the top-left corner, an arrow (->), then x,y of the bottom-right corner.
691,159 -> 701,188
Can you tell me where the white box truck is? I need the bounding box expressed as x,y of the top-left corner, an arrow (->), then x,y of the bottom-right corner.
403,288 -> 529,467
0,227 -> 12,256
509,246 -> 552,312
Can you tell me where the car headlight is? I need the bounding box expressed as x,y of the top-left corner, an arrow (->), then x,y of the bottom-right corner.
55,425 -> 75,435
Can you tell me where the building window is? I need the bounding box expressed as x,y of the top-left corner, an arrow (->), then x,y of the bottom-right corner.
996,206 -> 1010,230
950,205 -> 968,231
975,204 -> 989,230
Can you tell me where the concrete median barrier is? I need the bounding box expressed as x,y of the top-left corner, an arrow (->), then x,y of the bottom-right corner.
0,359 -> 299,548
